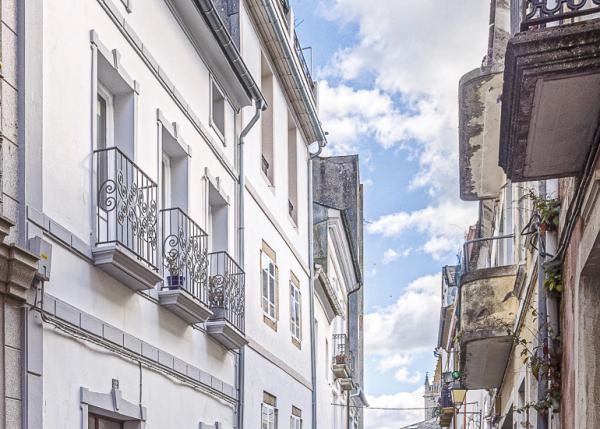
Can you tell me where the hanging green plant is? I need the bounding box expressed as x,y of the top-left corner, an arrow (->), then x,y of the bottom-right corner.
544,269 -> 563,295
527,190 -> 560,232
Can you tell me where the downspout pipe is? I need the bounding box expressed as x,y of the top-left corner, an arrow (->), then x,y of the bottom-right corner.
236,99 -> 265,429
308,143 -> 323,429
346,280 -> 363,429
537,181 -> 549,429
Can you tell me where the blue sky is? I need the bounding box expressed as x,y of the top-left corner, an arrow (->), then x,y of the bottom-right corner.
290,1 -> 490,427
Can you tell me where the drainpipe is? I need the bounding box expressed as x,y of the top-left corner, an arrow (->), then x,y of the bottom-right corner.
308,143 -> 323,429
537,181 -> 549,429
237,99 -> 264,429
346,280 -> 363,429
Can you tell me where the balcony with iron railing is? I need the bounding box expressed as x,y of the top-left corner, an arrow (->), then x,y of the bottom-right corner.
92,147 -> 162,291
158,208 -> 212,324
332,334 -> 355,390
205,251 -> 247,350
500,0 -> 600,182
459,235 -> 519,389
522,0 -> 600,30
437,385 -> 455,427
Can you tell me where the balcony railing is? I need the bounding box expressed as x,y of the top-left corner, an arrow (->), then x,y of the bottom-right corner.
95,147 -> 158,269
522,0 -> 600,30
332,333 -> 354,377
462,234 -> 515,274
161,208 -> 209,303
208,251 -> 245,332
294,34 -> 314,88
439,386 -> 453,409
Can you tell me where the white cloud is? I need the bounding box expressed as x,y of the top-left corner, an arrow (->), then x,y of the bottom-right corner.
382,249 -> 399,264
383,247 -> 412,264
376,353 -> 413,373
364,388 -> 427,429
368,201 -> 476,260
394,367 -> 423,384
365,274 -> 440,357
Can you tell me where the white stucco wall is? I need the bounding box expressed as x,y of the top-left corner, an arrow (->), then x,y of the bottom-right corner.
37,0 -> 243,427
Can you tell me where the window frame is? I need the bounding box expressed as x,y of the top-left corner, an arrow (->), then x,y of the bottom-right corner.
290,415 -> 302,429
261,252 -> 277,320
290,281 -> 302,342
262,403 -> 277,429
210,78 -> 226,145
97,83 -> 115,150
161,153 -> 172,210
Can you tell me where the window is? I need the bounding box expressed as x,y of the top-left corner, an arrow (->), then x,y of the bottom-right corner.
290,280 -> 301,342
287,112 -> 298,224
97,84 -> 113,150
81,382 -> 145,429
88,414 -> 123,429
262,252 -> 276,319
261,54 -> 274,184
262,392 -> 278,429
161,154 -> 172,209
290,415 -> 302,429
207,178 -> 229,253
160,123 -> 189,212
211,80 -> 226,141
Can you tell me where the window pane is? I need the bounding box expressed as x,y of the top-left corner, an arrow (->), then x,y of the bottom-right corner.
97,96 -> 107,150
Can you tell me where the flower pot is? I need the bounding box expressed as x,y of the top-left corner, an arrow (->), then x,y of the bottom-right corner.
166,275 -> 185,289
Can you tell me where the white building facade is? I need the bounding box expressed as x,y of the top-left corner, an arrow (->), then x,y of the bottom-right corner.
4,0 -> 357,428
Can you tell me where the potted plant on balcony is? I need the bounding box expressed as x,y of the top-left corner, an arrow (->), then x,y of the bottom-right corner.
334,353 -> 348,365
165,253 -> 184,289
528,190 -> 560,233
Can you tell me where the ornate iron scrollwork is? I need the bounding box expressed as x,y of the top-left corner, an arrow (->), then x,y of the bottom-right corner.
208,251 -> 245,331
524,0 -> 600,28
117,171 -> 157,247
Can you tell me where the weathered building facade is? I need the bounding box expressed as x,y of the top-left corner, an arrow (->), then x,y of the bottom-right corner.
435,0 -> 600,428
1,0 -> 365,428
312,155 -> 366,429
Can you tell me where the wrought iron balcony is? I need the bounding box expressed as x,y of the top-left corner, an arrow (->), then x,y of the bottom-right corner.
158,208 -> 212,324
522,0 -> 600,30
332,334 -> 354,387
93,147 -> 161,291
438,386 -> 455,427
205,251 -> 247,350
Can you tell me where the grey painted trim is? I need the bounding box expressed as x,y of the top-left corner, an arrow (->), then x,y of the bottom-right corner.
18,0 -> 44,247
245,335 -> 312,391
157,109 -> 190,157
95,0 -> 238,181
42,293 -> 237,402
244,179 -> 309,276
90,30 -> 139,94
204,167 -> 231,206
80,382 -> 146,426
26,206 -> 92,260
